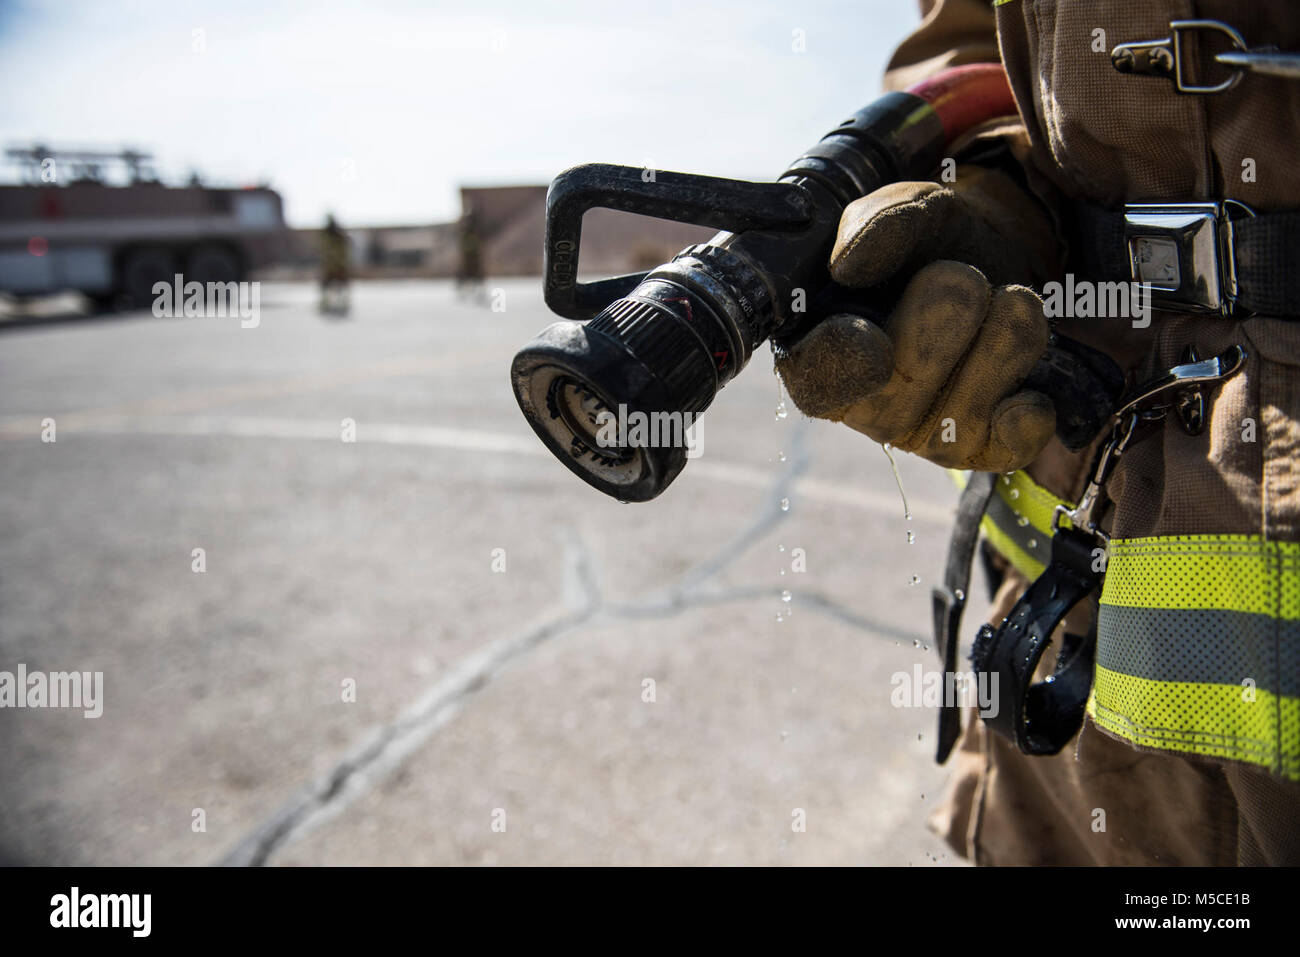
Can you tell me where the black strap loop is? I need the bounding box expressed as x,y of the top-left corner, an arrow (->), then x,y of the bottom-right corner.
969,527 -> 1102,756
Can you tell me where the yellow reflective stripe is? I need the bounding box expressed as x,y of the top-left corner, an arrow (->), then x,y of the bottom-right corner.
1096,533 -> 1300,778
948,469 -> 1069,580
1088,665 -> 1300,781
1101,536 -> 1300,619
1000,470 -> 1065,536
982,513 -> 1045,579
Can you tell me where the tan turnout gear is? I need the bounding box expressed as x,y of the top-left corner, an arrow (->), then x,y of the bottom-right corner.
799,0 -> 1300,864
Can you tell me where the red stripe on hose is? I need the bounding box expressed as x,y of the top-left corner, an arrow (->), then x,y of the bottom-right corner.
907,63 -> 1018,143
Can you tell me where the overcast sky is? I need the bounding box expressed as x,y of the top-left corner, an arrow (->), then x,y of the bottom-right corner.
0,0 -> 919,227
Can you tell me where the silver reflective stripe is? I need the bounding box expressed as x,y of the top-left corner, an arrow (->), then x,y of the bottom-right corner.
984,490 -> 1052,570
1097,605 -> 1300,698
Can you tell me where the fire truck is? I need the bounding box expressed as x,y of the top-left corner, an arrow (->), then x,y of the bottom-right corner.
0,145 -> 289,307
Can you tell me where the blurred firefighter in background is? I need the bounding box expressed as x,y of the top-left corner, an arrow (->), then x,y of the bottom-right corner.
456,203 -> 485,302
319,213 -> 350,315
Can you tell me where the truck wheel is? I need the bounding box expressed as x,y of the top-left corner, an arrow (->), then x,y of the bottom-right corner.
120,246 -> 176,308
85,291 -> 119,313
186,244 -> 242,285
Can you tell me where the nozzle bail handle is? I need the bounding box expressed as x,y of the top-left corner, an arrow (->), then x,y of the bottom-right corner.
543,163 -> 813,320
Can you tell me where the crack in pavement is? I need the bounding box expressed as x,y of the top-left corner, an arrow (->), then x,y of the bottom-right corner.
219,548 -> 600,866
639,583 -> 924,644
217,417 -> 927,866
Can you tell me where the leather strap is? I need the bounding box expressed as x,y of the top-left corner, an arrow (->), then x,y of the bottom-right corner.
932,471 -> 997,764
1235,212 -> 1300,316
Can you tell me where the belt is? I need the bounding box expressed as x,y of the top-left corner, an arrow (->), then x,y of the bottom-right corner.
1093,18 -> 1300,317
1069,201 -> 1300,318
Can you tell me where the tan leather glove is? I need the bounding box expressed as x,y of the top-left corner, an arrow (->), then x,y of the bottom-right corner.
776,165 -> 1062,472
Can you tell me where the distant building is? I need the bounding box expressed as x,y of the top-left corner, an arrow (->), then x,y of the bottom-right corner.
459,184 -> 714,277
264,184 -> 716,281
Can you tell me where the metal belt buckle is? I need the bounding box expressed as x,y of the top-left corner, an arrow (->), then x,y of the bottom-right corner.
1123,200 -> 1253,317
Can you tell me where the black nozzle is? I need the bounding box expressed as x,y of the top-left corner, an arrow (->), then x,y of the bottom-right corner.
515,93 -> 950,502
514,77 -> 1124,505
511,291 -> 719,501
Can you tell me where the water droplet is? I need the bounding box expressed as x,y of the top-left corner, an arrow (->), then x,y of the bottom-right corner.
908,574 -> 921,586
777,544 -> 786,552
917,733 -> 923,741
906,530 -> 915,544
1002,474 -> 1012,485
1027,538 -> 1037,549
779,497 -> 790,512
781,590 -> 792,603
779,568 -> 786,576
913,638 -> 921,648
780,730 -> 789,741
1017,515 -> 1030,527
775,400 -> 789,420
954,588 -> 965,601
881,444 -> 912,524
1008,488 -> 1020,500
777,450 -> 787,462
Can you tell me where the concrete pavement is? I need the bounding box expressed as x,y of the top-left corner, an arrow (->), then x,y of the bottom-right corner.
0,279 -> 984,865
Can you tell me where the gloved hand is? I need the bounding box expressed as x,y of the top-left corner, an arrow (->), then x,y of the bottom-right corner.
775,165 -> 1062,472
